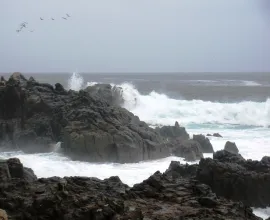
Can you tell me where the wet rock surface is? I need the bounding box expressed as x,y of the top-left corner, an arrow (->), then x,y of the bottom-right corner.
0,158 -> 261,220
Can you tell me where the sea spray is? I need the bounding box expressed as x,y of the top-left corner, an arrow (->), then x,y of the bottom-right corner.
85,80 -> 270,128
68,72 -> 84,91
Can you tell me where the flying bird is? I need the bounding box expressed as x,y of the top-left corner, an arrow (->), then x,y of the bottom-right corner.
51,18 -> 55,20
62,17 -> 67,20
40,17 -> 44,20
66,13 -> 71,17
20,22 -> 27,28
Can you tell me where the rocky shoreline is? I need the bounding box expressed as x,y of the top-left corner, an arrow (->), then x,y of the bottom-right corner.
0,155 -> 267,220
0,73 -> 270,219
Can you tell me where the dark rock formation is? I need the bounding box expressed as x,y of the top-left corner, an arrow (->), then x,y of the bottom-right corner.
197,150 -> 270,208
156,122 -> 205,161
0,158 -> 36,182
169,139 -> 203,161
213,150 -> 245,163
193,134 -> 214,153
155,121 -> 189,140
165,161 -> 198,178
85,83 -> 124,107
0,158 -> 261,220
261,156 -> 270,165
224,141 -> 239,154
213,133 -> 223,138
206,133 -> 223,138
0,73 -> 208,163
0,73 -> 172,163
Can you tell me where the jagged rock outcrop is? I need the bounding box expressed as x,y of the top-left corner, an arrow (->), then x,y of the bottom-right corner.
155,122 -> 204,161
193,134 -> 214,153
197,150 -> 270,207
155,121 -> 189,140
0,73 -> 172,163
0,158 -> 36,182
85,83 -> 124,107
213,150 -> 245,163
0,158 -> 261,220
0,73 -> 208,163
165,161 -> 198,178
169,139 -> 203,161
224,141 -> 239,154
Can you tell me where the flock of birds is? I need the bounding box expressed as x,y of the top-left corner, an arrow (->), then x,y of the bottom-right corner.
16,13 -> 71,33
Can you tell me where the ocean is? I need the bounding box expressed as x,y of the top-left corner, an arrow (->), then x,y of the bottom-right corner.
0,72 -> 270,219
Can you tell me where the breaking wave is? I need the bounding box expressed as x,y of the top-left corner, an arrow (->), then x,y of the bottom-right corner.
92,82 -> 270,128
67,73 -> 270,128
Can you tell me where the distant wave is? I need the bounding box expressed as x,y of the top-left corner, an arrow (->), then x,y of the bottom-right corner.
67,72 -> 270,128
242,80 -> 262,86
179,79 -> 263,87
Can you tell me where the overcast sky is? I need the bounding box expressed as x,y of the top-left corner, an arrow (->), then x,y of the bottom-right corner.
1,0 -> 269,73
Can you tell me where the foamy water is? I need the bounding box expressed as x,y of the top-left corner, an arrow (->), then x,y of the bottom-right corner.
1,72 -> 269,219
0,150 -> 190,187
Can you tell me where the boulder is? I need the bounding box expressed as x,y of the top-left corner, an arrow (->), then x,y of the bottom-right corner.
170,139 -> 203,161
0,158 -> 36,182
54,83 -> 67,94
224,141 -> 239,154
193,134 -> 214,153
261,156 -> 270,165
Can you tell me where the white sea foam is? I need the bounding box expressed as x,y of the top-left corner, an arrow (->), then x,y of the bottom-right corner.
86,81 -> 99,87
0,151 -> 191,186
253,208 -> 270,220
95,82 -> 270,128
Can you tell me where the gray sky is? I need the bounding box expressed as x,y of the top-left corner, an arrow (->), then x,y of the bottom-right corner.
1,0 -> 269,73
